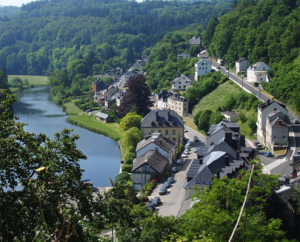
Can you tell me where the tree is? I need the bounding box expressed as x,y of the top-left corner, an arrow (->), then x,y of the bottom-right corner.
0,90 -> 98,241
0,70 -> 9,89
119,112 -> 142,131
248,117 -> 257,133
197,110 -> 212,133
118,75 -> 153,117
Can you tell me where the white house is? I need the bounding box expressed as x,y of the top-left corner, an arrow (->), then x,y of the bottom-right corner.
171,74 -> 193,91
235,57 -> 250,73
195,58 -> 211,81
247,62 -> 272,83
177,53 -> 190,60
257,99 -> 288,145
125,69 -> 143,83
157,98 -> 168,110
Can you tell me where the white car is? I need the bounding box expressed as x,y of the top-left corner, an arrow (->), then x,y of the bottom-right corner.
181,153 -> 188,158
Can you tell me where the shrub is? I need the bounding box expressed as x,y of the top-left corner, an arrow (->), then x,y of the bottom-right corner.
122,164 -> 133,173
124,152 -> 136,165
238,112 -> 247,123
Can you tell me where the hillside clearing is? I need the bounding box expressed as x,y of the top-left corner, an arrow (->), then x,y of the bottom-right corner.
8,75 -> 49,86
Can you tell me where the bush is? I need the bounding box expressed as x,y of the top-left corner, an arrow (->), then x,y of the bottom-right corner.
238,112 -> 247,123
124,152 -> 136,165
122,164 -> 133,173
248,118 -> 257,134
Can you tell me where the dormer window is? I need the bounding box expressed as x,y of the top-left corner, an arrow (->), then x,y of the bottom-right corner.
165,121 -> 169,126
158,121 -> 162,126
172,121 -> 176,126
151,121 -> 155,126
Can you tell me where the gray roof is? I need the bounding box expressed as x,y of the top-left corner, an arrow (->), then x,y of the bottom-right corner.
136,133 -> 176,153
269,117 -> 288,127
96,112 -> 109,119
204,138 -> 238,160
132,151 -> 168,173
207,120 -> 240,136
93,79 -> 107,92
172,74 -> 187,84
141,110 -> 184,128
187,76 -> 194,81
267,110 -> 281,118
236,57 -> 248,63
222,111 -> 238,116
248,62 -> 264,70
168,94 -> 188,102
258,99 -> 286,111
189,36 -> 201,45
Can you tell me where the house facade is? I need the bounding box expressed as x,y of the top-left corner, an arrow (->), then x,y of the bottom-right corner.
222,111 -> 238,123
247,62 -> 272,83
189,36 -> 202,48
235,57 -> 250,73
171,74 -> 193,91
92,79 -> 107,93
95,112 -> 111,123
195,58 -> 211,81
94,86 -> 118,102
257,99 -> 288,145
141,110 -> 184,144
177,53 -> 190,60
265,111 -> 289,153
125,69 -> 143,84
167,94 -> 188,117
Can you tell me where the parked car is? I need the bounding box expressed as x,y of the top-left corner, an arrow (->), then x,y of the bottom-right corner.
167,177 -> 174,184
254,141 -> 260,146
171,167 -> 177,173
194,147 -> 199,153
185,144 -> 190,150
256,144 -> 263,150
181,153 -> 188,158
225,67 -> 229,70
217,66 -> 221,69
187,140 -> 192,145
194,136 -> 199,142
159,186 -> 167,195
177,159 -> 182,165
163,181 -> 171,188
184,128 -> 188,132
86,109 -> 92,113
152,197 -> 161,207
183,148 -> 189,154
264,152 -> 272,157
147,202 -> 155,211
293,119 -> 299,124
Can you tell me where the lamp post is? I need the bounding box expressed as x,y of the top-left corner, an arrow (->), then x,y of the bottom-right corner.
242,75 -> 244,90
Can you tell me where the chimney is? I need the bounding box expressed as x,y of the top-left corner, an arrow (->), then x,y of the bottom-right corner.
292,170 -> 297,179
225,156 -> 229,166
239,135 -> 245,147
168,110 -> 171,121
199,158 -> 203,164
156,111 -> 158,121
285,175 -> 290,186
225,131 -> 232,146
266,99 -> 270,106
236,150 -> 240,160
160,141 -> 162,145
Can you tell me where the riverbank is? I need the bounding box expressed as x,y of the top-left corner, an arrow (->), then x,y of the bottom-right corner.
8,75 -> 50,93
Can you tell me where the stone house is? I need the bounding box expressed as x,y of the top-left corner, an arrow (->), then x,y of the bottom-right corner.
177,53 -> 190,60
221,111 -> 238,123
92,79 -> 107,93
131,150 -> 169,191
257,99 -> 288,145
171,74 -> 193,91
141,110 -> 184,144
94,85 -> 119,103
247,62 -> 272,83
167,94 -> 189,117
195,58 -> 211,81
125,69 -> 143,84
235,57 -> 250,73
265,110 -> 289,153
189,36 -> 202,48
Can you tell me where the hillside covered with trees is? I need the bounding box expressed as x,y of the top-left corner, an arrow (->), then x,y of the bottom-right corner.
0,0 -> 230,77
205,0 -> 300,111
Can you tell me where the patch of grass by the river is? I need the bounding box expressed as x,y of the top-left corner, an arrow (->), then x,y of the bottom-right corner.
8,75 -> 49,86
63,102 -> 83,115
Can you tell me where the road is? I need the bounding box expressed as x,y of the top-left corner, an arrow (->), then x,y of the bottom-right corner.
148,126 -> 205,217
208,57 -> 300,175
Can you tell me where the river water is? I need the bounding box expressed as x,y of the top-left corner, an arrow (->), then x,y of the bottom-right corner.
13,86 -> 121,187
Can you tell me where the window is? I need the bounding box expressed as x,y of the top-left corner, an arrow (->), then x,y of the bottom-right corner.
283,136 -> 286,141
202,63 -> 204,65
165,130 -> 168,135
206,67 -> 207,69
274,136 -> 277,141
172,130 -> 175,135
172,138 -> 176,142
151,130 -> 154,133
205,71 -> 207,73
263,67 -> 265,70
179,86 -> 181,89
179,81 -> 181,84
155,147 -> 158,151
274,108 -> 277,111
158,130 -> 161,133
184,86 -> 186,88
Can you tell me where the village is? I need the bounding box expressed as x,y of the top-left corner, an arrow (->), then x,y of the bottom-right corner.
82,36 -> 300,218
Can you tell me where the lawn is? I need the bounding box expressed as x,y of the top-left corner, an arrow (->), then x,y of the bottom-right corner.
8,75 -> 49,86
183,117 -> 207,137
193,81 -> 242,114
63,102 -> 83,115
68,114 -> 123,141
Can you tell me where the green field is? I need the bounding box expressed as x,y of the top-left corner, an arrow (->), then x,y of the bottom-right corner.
63,102 -> 83,115
192,80 -> 257,140
193,81 -> 242,114
8,75 -> 49,86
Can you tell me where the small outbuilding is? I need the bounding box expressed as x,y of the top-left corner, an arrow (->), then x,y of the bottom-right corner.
95,112 -> 111,123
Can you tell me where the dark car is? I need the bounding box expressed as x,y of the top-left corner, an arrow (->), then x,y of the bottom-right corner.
159,186 -> 167,195
152,197 -> 161,207
171,167 -> 177,173
194,136 -> 199,142
167,177 -> 174,184
147,202 -> 155,211
264,152 -> 272,157
254,141 -> 260,146
86,109 -> 92,113
293,119 -> 299,124
163,181 -> 171,188
217,66 -> 221,69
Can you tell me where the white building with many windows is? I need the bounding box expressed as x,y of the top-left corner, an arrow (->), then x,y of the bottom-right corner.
195,58 -> 211,81
171,74 -> 193,91
247,62 -> 272,83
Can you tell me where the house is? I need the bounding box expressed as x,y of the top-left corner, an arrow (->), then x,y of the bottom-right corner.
95,112 -> 111,123
235,57 -> 250,73
94,85 -> 119,102
221,111 -> 238,123
136,133 -> 177,168
141,110 -> 184,144
257,99 -> 288,145
247,62 -> 272,83
265,110 -> 289,153
177,53 -> 190,60
131,150 -> 169,191
132,60 -> 145,70
167,94 -> 189,117
114,67 -> 123,75
171,74 -> 193,91
154,90 -> 172,109
125,69 -> 143,84
157,98 -> 168,110
189,36 -> 202,48
92,79 -> 107,93
195,58 -> 211,81
184,150 -> 245,199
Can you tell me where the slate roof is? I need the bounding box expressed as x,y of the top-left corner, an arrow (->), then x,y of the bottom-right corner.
248,62 -> 264,70
172,74 -> 187,84
269,117 -> 288,127
267,110 -> 281,118
204,138 -> 238,160
222,111 -> 238,116
141,110 -> 184,128
168,94 -> 188,102
207,120 -> 240,136
93,79 -> 107,92
136,133 -> 176,153
258,99 -> 286,111
236,57 -> 248,63
131,151 -> 168,173
187,76 -> 194,81
189,36 -> 201,45
96,112 -> 109,119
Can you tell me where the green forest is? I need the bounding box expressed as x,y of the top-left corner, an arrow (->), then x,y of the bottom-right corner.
0,0 -> 230,77
205,0 -> 300,111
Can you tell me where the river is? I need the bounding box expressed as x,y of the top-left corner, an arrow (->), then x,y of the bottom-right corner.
13,86 -> 121,187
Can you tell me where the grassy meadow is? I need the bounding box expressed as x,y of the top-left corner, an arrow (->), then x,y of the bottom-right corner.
8,75 -> 49,86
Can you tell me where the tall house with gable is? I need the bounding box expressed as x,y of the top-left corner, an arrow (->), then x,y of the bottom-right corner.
247,62 -> 272,83
195,58 -> 211,81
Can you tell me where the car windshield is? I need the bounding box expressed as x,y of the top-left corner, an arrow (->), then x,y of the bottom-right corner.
160,187 -> 165,191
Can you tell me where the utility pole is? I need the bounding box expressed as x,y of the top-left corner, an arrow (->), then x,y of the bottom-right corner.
140,167 -> 143,199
